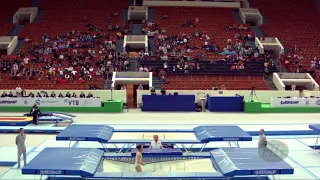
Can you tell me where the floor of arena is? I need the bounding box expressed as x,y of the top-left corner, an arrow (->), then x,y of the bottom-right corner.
0,110 -> 320,179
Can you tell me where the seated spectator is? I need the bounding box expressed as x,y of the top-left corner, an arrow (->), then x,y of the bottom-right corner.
79,77 -> 85,83
220,85 -> 226,90
150,87 -> 156,95
86,92 -> 93,98
36,92 -> 42,98
65,92 -> 71,98
58,93 -> 64,98
50,91 -> 56,98
162,15 -> 168,19
121,84 -> 126,90
71,93 -> 77,98
1,92 -> 7,97
29,92 -> 35,98
15,85 -> 22,96
138,84 -> 143,90
79,92 -> 86,98
161,76 -> 166,84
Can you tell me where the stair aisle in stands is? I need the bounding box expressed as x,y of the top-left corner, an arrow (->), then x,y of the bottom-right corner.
31,0 -> 41,7
264,76 -> 277,90
121,9 -> 128,22
7,25 -> 24,36
152,77 -> 163,90
251,26 -> 265,37
127,57 -> 139,71
116,38 -> 124,52
147,8 -> 155,22
11,38 -> 25,55
232,10 -> 243,24
33,9 -> 45,23
132,24 -> 142,35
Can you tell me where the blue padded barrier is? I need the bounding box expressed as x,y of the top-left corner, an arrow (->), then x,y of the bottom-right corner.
103,152 -> 212,159
210,148 -> 294,177
22,148 -> 104,177
141,95 -> 195,111
108,139 -> 202,144
56,124 -> 114,142
131,149 -> 183,156
114,129 -> 193,133
194,126 -> 252,142
309,124 -> 320,133
207,95 -> 244,112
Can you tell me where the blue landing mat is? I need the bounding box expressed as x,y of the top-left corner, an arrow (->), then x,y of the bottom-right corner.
22,148 -> 104,177
56,125 -> 252,144
211,148 -> 294,177
194,126 -> 252,142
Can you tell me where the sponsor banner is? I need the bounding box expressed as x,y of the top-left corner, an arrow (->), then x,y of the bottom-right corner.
271,98 -> 320,107
0,97 -> 101,107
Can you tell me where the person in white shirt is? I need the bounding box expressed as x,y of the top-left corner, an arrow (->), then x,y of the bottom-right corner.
149,135 -> 163,149
16,85 -> 22,95
258,129 -> 267,148
291,84 -> 296,91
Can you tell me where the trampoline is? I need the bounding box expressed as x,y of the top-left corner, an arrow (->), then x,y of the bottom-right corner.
0,112 -> 74,126
22,147 -> 294,179
24,112 -> 75,125
56,125 -> 252,152
309,124 -> 320,149
0,117 -> 33,126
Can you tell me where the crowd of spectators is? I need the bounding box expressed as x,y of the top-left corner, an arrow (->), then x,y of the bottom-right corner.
0,17 -> 132,89
280,46 -> 304,73
139,17 -> 274,79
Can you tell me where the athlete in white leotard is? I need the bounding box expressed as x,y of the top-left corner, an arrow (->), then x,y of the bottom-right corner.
135,144 -> 144,172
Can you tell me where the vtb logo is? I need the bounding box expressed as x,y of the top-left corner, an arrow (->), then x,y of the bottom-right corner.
68,100 -> 79,105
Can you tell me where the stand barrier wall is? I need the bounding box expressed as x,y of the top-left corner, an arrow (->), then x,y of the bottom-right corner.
207,95 -> 244,112
137,90 -> 299,104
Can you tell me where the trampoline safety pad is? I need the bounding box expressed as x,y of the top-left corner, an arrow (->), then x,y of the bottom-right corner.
22,148 -> 104,177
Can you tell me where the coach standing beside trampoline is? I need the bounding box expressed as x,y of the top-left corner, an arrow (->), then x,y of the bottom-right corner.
30,103 -> 42,125
258,129 -> 267,148
16,128 -> 27,168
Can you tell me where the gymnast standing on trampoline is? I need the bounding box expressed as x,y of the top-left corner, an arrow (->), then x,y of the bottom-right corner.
135,144 -> 144,172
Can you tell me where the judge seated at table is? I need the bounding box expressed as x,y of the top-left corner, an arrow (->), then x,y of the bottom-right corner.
28,92 -> 35,98
160,88 -> 166,95
58,93 -> 64,98
36,92 -> 41,98
86,92 -> 93,98
8,92 -> 14,97
65,92 -> 71,98
50,91 -> 56,98
149,135 -> 163,149
71,93 -> 77,98
150,87 -> 156,95
79,92 -> 85,98
43,92 -> 49,98
1,92 -> 7,97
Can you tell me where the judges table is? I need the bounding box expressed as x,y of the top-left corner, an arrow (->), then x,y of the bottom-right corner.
271,97 -> 320,107
141,95 -> 195,111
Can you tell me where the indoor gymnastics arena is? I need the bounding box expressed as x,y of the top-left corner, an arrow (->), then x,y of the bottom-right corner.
0,0 -> 320,179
